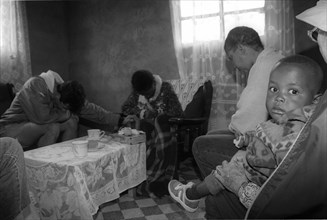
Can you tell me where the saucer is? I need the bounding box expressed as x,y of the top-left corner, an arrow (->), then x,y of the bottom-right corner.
87,140 -> 105,152
88,145 -> 105,152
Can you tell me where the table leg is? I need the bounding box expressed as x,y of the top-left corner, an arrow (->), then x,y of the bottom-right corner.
128,188 -> 137,198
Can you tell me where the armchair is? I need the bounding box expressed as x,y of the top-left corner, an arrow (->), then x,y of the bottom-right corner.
169,80 -> 213,178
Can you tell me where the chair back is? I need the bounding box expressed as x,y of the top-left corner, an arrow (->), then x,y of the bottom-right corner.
183,80 -> 213,134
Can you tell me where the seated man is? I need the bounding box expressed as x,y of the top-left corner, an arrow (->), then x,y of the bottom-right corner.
0,70 -> 120,149
0,137 -> 30,220
201,1 -> 327,218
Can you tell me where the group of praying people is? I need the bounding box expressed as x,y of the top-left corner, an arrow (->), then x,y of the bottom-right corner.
1,0 -> 327,219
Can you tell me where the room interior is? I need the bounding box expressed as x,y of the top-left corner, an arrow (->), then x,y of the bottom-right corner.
23,0 -> 326,131
1,0 -> 327,219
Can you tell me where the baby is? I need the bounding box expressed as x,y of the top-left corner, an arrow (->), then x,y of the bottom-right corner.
168,55 -> 324,211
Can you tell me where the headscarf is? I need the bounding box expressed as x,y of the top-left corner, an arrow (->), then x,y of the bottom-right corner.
39,70 -> 64,93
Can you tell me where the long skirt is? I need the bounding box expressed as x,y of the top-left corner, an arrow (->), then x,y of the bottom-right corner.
138,114 -> 177,197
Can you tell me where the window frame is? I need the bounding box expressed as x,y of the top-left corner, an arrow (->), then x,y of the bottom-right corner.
179,1 -> 265,45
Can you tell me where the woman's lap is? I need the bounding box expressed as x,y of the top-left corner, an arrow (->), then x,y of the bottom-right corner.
192,130 -> 246,219
192,130 -> 238,178
140,115 -> 177,197
205,190 -> 246,219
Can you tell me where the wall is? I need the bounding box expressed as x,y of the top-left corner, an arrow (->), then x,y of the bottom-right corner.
67,0 -> 179,113
25,0 -> 326,115
26,1 -> 70,80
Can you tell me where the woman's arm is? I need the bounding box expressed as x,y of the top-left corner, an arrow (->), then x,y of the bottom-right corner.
121,92 -> 141,116
79,100 -> 120,126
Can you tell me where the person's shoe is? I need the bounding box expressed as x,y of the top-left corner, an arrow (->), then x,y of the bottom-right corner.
168,180 -> 200,212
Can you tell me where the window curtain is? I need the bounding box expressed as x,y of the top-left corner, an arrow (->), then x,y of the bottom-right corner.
0,1 -> 31,90
265,0 -> 295,56
169,0 -> 295,131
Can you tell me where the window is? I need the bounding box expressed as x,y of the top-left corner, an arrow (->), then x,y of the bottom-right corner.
180,0 -> 265,44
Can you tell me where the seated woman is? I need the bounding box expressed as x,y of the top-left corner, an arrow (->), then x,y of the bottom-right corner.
0,70 -> 120,149
121,70 -> 183,197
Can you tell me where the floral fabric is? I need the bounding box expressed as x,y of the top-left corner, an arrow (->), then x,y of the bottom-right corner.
24,137 -> 146,220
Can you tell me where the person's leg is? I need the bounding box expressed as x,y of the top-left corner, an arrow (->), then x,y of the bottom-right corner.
37,123 -> 60,147
186,181 -> 210,200
0,137 -> 30,220
191,131 -> 247,219
192,131 -> 238,178
169,172 -> 224,212
59,117 -> 79,141
168,180 -> 201,212
205,191 -> 247,219
3,122 -> 60,148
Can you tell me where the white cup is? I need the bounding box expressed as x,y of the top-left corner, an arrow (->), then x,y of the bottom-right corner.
87,129 -> 105,140
72,140 -> 88,158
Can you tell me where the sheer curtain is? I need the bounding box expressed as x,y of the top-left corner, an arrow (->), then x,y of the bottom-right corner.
169,0 -> 230,115
265,0 -> 295,56
169,0 -> 295,131
0,0 -> 31,90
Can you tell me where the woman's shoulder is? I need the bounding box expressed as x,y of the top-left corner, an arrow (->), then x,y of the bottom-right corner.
161,81 -> 174,90
22,76 -> 47,91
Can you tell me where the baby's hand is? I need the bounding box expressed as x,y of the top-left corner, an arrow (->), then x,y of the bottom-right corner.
233,134 -> 245,148
214,160 -> 248,195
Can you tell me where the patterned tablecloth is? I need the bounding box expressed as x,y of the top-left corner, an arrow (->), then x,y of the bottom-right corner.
24,136 -> 146,220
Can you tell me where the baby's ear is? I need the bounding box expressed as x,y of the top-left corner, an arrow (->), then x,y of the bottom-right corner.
313,93 -> 322,104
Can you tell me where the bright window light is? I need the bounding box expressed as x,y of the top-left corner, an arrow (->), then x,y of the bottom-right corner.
180,1 -> 220,17
223,0 -> 264,12
224,12 -> 265,36
180,0 -> 265,44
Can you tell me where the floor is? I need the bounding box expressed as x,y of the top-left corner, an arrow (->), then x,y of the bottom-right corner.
93,156 -> 206,220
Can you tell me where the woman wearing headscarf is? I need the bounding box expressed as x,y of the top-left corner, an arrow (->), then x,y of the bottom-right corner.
121,70 -> 183,197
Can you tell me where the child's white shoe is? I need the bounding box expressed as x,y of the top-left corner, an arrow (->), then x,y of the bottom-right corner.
168,180 -> 200,212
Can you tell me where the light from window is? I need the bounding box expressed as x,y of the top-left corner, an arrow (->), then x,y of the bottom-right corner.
180,0 -> 265,44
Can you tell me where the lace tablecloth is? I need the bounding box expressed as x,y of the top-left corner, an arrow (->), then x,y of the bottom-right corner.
24,136 -> 146,220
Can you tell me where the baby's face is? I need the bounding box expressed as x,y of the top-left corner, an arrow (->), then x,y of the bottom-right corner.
266,64 -> 316,121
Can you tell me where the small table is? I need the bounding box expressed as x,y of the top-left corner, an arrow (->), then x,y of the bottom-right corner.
24,136 -> 146,220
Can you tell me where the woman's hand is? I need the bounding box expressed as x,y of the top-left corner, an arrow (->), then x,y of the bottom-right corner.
122,115 -> 140,129
144,110 -> 156,119
233,134 -> 245,148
